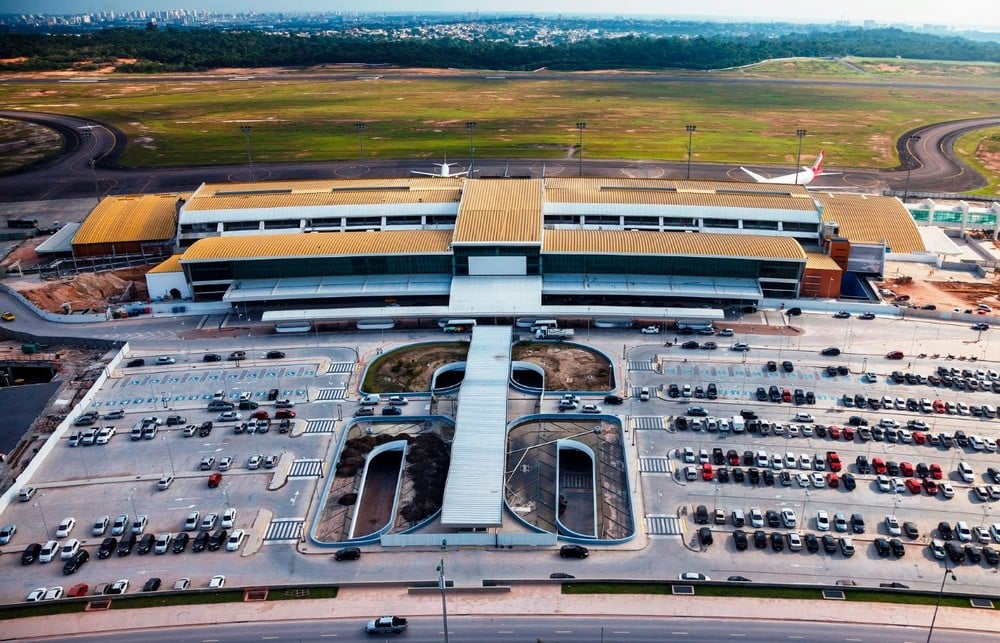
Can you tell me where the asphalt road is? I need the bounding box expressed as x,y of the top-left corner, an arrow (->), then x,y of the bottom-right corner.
1,108 -> 997,203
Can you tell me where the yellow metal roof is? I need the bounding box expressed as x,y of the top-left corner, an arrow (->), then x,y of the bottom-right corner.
543,178 -> 817,211
73,193 -> 183,246
184,178 -> 462,211
814,193 -> 926,253
147,254 -> 183,274
453,179 -> 543,244
180,230 -> 454,262
804,252 -> 843,271
543,229 -> 807,260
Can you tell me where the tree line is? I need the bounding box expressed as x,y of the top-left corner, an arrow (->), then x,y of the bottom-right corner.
2,26 -> 999,73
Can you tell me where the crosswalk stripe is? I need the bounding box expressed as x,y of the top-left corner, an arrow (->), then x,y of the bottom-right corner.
264,519 -> 304,541
327,362 -> 354,374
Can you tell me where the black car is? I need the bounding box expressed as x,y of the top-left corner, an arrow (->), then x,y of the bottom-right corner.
97,537 -> 117,559
762,470 -> 775,486
716,467 -> 730,483
770,532 -> 784,551
207,529 -> 229,552
681,340 -> 700,349
804,533 -> 820,553
873,537 -> 891,557
381,406 -> 402,416
279,419 -> 292,433
203,353 -> 222,362
827,366 -> 839,377
748,468 -> 761,485
983,546 -> 1000,566
965,545 -> 983,564
732,530 -> 748,550
756,387 -> 768,401
732,467 -> 745,483
137,533 -> 155,555
694,505 -> 709,525
238,400 -> 259,410
880,582 -> 909,589
822,534 -> 838,553
890,538 -> 906,557
698,527 -> 713,546
266,351 -> 286,359
198,421 -> 213,437
116,533 -> 136,556
143,578 -> 162,592
855,455 -> 870,474
765,510 -> 780,528
267,388 -> 280,401
62,549 -> 90,575
334,546 -> 362,561
766,360 -> 777,372
21,542 -> 41,565
559,544 -> 589,559
821,347 -> 841,356
354,407 -> 375,417
903,522 -> 919,539
782,360 -> 794,373
172,532 -> 190,554
946,541 -> 966,563
603,394 -> 624,405
841,473 -> 857,491
549,573 -> 575,580
126,358 -> 145,367
753,530 -> 768,549
191,531 -> 210,553
938,522 -> 954,540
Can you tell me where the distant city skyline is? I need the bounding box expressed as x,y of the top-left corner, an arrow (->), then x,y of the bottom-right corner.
1,0 -> 995,32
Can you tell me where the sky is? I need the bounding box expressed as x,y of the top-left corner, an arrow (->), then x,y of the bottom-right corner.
5,0 -> 996,31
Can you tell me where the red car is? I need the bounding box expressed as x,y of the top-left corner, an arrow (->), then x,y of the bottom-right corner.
842,427 -> 855,441
922,478 -> 939,494
68,583 -> 89,597
930,463 -> 943,480
872,457 -> 888,475
913,431 -> 926,445
275,409 -> 296,419
900,461 -> 914,477
207,472 -> 222,488
933,399 -> 946,414
829,426 -> 842,440
251,410 -> 270,420
826,473 -> 840,488
826,451 -> 842,472
701,463 -> 714,481
886,350 -> 904,360
904,478 -> 922,494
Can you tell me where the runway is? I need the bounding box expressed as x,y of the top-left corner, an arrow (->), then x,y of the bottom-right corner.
0,109 -> 997,202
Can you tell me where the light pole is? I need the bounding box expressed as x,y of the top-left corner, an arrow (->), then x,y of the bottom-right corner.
239,125 -> 256,182
127,486 -> 139,520
926,567 -> 957,643
903,134 -> 922,202
354,122 -> 366,177
33,495 -> 49,538
82,127 -> 101,203
437,550 -> 450,643
685,124 -> 697,179
466,121 -> 477,176
162,435 -> 175,475
794,128 -> 807,185
576,122 -> 587,177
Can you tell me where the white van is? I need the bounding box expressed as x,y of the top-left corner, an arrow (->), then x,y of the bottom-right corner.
360,394 -> 381,406
639,387 -> 651,401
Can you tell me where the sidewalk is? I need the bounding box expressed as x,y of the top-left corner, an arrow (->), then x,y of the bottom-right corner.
6,583 -> 998,640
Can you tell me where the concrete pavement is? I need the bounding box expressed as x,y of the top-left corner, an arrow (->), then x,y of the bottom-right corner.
6,583 -> 999,640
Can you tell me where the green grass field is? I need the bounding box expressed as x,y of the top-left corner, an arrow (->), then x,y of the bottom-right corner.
0,58 -> 998,184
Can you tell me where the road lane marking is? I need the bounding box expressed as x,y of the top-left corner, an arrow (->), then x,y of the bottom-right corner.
497,631 -> 515,634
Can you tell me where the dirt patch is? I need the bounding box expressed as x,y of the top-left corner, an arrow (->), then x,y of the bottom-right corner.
879,261 -> 1000,310
511,342 -> 613,391
11,267 -> 153,313
362,342 -> 469,393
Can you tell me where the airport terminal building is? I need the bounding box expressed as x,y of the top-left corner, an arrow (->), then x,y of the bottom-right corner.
133,176 -> 926,322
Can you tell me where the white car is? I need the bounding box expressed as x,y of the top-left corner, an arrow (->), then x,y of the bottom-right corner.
990,523 -> 1000,543
221,508 -> 238,530
795,473 -> 809,487
247,454 -> 263,470
156,475 -> 174,490
730,342 -> 750,352
55,517 -> 76,538
111,514 -> 129,536
581,404 -> 602,414
173,578 -> 191,590
787,532 -> 803,551
201,513 -> 219,531
793,412 -> 813,423
26,587 -> 48,602
91,516 -> 109,536
783,452 -> 796,468
678,572 -> 710,581
810,472 -> 826,488
107,579 -> 129,595
42,587 -> 64,601
38,539 -> 59,563
956,521 -> 972,542
718,328 -> 734,336
939,482 -> 955,499
387,395 -> 408,406
60,538 -> 80,560
876,475 -> 891,492
226,529 -> 245,552
209,575 -> 226,588
957,461 -> 975,483
218,411 -> 242,422
184,511 -> 201,531
816,511 -> 831,531
682,447 -> 696,464
780,508 -> 797,528
640,326 -> 660,334
153,533 -> 172,554
885,515 -> 902,536
218,456 -> 233,471
0,523 -> 17,544
973,526 -> 992,544
131,515 -> 148,535
95,427 -> 115,444
749,507 -> 764,528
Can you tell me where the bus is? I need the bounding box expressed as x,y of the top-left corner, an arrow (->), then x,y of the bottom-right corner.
274,321 -> 312,334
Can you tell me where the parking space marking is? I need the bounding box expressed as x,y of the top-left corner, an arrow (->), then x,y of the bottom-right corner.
646,514 -> 682,536
628,360 -> 654,371
639,457 -> 673,474
314,388 -> 348,401
327,362 -> 355,374
288,459 -> 324,477
263,518 -> 305,542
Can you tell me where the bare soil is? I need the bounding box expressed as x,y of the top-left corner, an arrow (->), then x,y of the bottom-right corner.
512,342 -> 614,391
7,267 -> 152,313
362,342 -> 469,393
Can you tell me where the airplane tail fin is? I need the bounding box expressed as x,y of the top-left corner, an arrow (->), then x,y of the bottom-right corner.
811,150 -> 825,173
740,166 -> 769,183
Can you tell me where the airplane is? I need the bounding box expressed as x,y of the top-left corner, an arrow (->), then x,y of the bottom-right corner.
740,150 -> 838,186
411,156 -> 469,178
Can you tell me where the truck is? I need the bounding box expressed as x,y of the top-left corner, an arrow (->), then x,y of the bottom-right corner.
365,616 -> 408,634
534,327 -> 575,339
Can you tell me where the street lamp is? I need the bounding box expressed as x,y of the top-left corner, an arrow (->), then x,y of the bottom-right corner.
354,122 -> 366,177
239,125 -> 256,182
82,127 -> 101,203
903,134 -> 922,202
685,124 -> 697,179
794,128 -> 807,185
33,495 -> 50,538
926,567 -> 957,643
466,121 -> 477,176
437,550 -> 450,643
576,122 -> 587,177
